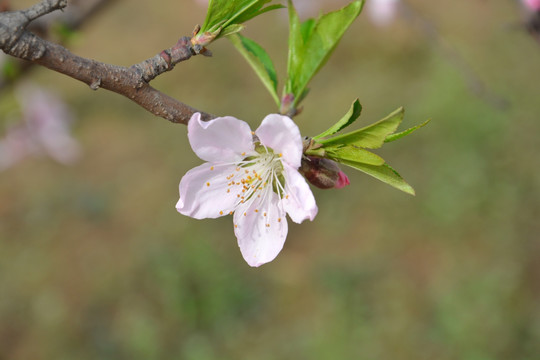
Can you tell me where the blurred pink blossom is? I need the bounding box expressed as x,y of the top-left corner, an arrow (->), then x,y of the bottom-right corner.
367,0 -> 400,27
522,0 -> 540,11
0,85 -> 81,170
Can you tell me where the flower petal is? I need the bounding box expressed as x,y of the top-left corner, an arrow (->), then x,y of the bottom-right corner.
188,113 -> 255,163
233,188 -> 288,267
282,164 -> 318,223
255,114 -> 303,169
177,162 -> 244,219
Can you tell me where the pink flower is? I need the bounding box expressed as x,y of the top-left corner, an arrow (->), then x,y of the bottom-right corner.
177,113 -> 318,267
0,84 -> 81,170
17,85 -> 81,164
367,0 -> 400,27
522,0 -> 540,11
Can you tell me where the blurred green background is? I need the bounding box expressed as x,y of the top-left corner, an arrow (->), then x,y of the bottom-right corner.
1,0 -> 539,359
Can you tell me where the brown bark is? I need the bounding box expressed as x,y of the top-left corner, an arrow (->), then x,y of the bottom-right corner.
0,0 -> 214,124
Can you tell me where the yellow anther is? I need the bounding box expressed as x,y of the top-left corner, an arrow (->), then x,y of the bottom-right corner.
242,152 -> 246,156
227,189 -> 230,193
279,153 -> 283,157
210,166 -> 214,170
206,182 -> 210,187
266,224 -> 270,228
254,209 -> 259,213
278,218 -> 282,222
244,212 -> 247,216
264,212 -> 267,217
219,211 -> 223,215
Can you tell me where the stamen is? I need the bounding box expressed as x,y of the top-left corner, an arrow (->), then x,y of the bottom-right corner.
206,182 -> 210,187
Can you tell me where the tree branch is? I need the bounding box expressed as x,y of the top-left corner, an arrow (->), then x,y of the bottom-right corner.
0,0 -> 214,124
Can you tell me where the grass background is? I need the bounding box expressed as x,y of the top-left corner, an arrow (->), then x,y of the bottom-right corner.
1,0 -> 539,359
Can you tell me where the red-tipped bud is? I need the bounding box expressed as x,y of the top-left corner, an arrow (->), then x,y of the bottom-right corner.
299,156 -> 350,189
335,170 -> 350,189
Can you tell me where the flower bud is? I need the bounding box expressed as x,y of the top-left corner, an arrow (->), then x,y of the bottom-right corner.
299,156 -> 350,189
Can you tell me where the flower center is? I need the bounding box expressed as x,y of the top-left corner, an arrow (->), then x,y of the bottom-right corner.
223,145 -> 286,209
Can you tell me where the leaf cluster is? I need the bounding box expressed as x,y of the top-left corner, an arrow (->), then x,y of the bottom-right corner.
309,100 -> 430,195
228,0 -> 364,111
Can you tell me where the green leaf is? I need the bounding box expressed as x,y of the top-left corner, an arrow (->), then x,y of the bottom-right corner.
313,98 -> 362,139
300,18 -> 316,42
199,0 -> 282,42
385,118 -> 431,143
285,0 -> 364,107
339,160 -> 415,195
219,24 -> 246,37
319,107 -> 404,149
235,3 -> 285,24
286,0 -> 302,90
229,34 -> 280,105
326,145 -> 385,166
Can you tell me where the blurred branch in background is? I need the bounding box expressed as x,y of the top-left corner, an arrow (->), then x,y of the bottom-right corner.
399,0 -> 510,111
0,0 -> 213,124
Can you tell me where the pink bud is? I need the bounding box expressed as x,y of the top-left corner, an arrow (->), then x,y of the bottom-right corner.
335,170 -> 350,189
299,156 -> 349,190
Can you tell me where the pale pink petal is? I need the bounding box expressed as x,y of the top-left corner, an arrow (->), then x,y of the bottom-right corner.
188,113 -> 255,163
255,114 -> 303,169
282,164 -> 318,223
233,188 -> 288,267
177,163 -> 244,219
